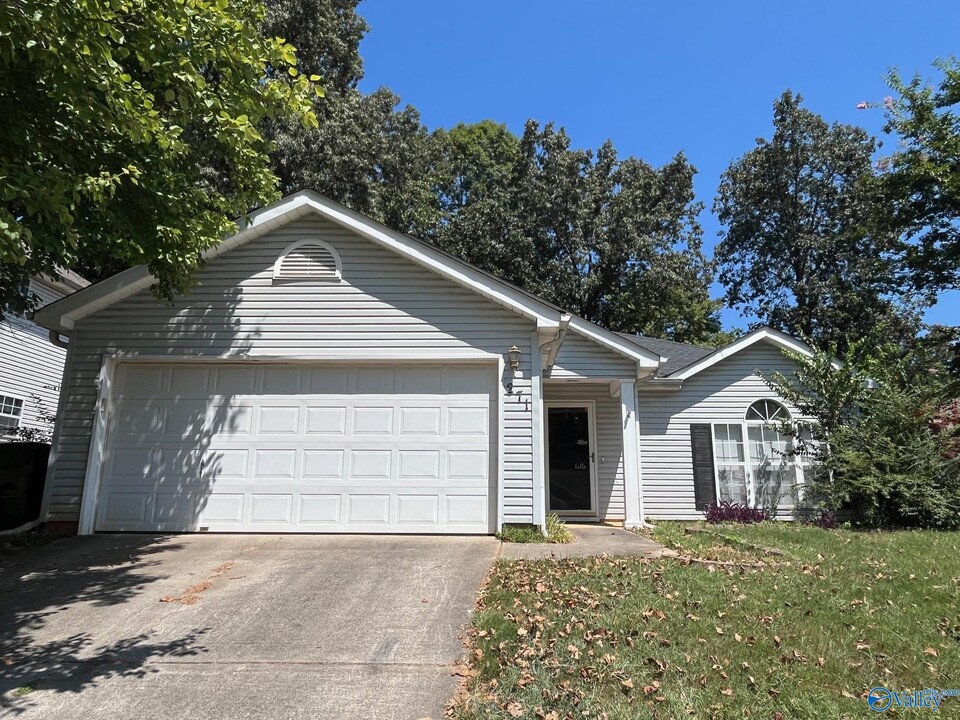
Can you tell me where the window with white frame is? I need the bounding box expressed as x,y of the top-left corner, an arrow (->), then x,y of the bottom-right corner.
712,399 -> 805,512
0,395 -> 24,432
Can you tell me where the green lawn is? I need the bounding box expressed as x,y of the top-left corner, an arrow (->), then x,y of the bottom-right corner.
451,523 -> 960,719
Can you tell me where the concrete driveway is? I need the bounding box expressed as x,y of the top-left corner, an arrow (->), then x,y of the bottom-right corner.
0,533 -> 498,720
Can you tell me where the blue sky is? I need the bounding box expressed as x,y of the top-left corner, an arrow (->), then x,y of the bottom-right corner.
357,0 -> 959,330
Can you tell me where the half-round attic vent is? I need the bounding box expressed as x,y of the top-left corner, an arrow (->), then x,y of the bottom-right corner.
273,239 -> 342,282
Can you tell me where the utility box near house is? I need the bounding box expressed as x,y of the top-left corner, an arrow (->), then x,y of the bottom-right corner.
0,442 -> 50,531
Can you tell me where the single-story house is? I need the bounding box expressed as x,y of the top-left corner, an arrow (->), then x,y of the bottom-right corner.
34,191 -> 817,535
1,269 -> 89,440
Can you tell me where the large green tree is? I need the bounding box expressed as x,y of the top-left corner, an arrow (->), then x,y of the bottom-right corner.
0,0 -> 319,312
714,91 -> 917,351
430,121 -> 723,342
881,58 -> 960,292
261,0 -> 440,236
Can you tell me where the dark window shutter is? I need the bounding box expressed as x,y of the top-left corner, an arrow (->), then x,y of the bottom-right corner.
690,424 -> 717,510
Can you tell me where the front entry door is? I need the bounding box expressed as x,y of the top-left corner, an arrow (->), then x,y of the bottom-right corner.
547,405 -> 595,515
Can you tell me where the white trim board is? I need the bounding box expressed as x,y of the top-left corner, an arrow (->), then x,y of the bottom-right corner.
668,327 -> 815,381
34,190 -> 563,332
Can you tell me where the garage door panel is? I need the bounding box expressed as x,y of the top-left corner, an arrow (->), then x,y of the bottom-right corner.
302,450 -> 345,478
448,407 -> 488,436
253,449 -> 297,479
250,494 -> 294,523
398,450 -> 440,479
397,494 -> 439,524
261,366 -> 302,394
348,494 -> 390,524
352,407 -> 394,435
257,406 -> 300,434
305,367 -> 349,394
98,363 -> 495,534
203,449 -> 249,480
350,450 -> 392,478
305,407 -> 347,434
169,365 -> 211,394
199,494 -> 245,523
299,494 -> 341,523
354,367 -> 394,394
154,492 -> 197,525
163,402 -> 207,438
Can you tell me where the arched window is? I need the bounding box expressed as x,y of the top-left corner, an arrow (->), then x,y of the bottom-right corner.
712,398 -> 800,514
273,239 -> 342,282
745,398 -> 790,423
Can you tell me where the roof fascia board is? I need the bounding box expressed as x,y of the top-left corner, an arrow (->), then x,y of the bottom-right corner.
567,316 -> 661,372
35,191 -> 562,332
670,327 -> 814,380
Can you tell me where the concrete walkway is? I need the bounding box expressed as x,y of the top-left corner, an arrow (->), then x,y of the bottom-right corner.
498,523 -> 667,560
0,533 -> 497,720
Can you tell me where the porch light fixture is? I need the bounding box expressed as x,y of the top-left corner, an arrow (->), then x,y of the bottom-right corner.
508,345 -> 521,372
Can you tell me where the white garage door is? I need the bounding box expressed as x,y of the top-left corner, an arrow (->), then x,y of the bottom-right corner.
95,363 -> 495,533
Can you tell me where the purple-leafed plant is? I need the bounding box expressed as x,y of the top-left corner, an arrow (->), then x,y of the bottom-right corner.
703,501 -> 768,525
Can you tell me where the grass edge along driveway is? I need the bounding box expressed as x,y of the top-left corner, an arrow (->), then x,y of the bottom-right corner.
448,524 -> 960,720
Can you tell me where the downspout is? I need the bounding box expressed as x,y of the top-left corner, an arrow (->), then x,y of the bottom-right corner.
48,329 -> 70,350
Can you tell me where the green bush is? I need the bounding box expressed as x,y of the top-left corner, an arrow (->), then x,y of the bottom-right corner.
766,331 -> 960,529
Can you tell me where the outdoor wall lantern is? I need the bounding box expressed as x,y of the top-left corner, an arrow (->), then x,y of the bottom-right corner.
508,345 -> 521,372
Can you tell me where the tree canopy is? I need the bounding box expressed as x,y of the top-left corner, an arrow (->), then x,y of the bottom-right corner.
258,1 -> 723,343
0,0 -> 319,314
428,121 -> 723,342
881,58 -> 960,292
714,91 -> 918,352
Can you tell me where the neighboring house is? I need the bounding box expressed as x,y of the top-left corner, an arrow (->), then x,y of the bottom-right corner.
33,191 -> 817,535
0,271 -> 89,440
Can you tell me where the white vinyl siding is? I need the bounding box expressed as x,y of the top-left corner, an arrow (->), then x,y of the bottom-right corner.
636,343 -> 805,520
48,216 -> 537,525
550,332 -> 636,379
0,279 -> 68,438
543,383 -> 626,520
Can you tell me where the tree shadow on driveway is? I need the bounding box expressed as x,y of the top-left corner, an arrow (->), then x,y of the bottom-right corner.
0,535 -> 209,715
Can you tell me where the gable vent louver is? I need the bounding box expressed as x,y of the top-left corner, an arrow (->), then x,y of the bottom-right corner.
273,241 -> 341,281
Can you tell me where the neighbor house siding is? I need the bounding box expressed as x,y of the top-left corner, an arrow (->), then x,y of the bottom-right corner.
550,332 -> 636,379
636,343 -> 804,520
0,279 -> 69,437
543,383 -> 626,520
47,216 -> 537,524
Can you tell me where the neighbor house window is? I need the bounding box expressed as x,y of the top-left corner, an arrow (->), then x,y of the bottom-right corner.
0,395 -> 24,432
273,239 -> 342,281
712,399 -> 806,513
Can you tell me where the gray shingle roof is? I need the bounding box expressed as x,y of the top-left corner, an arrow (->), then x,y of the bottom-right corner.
615,333 -> 716,376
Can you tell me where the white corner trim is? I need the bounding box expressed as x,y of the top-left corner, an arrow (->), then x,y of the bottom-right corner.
620,379 -> 643,528
39,334 -> 77,523
496,354 -> 506,533
669,327 -> 814,381
77,356 -> 117,535
529,329 -> 546,531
